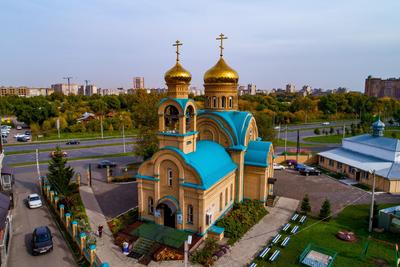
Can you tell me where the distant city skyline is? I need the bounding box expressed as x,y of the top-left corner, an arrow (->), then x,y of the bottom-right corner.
1,0 -> 399,91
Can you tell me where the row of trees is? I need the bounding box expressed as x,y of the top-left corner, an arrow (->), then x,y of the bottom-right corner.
301,194 -> 331,221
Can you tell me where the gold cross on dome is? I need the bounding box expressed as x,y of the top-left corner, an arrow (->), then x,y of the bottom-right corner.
172,40 -> 183,62
216,33 -> 228,57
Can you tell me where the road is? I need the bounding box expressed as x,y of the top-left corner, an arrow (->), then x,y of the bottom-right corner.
3,144 -> 134,165
4,137 -> 134,153
285,120 -> 359,131
9,156 -> 138,267
8,166 -> 76,267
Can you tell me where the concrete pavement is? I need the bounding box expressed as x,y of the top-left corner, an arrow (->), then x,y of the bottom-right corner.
79,185 -> 137,266
216,197 -> 299,267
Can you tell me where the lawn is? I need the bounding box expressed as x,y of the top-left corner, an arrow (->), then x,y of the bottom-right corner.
303,131 -> 399,144
275,139 -> 318,147
303,134 -> 349,144
32,129 -> 138,141
252,204 -> 398,267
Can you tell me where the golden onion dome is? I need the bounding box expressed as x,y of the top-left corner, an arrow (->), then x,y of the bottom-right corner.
204,57 -> 239,84
164,62 -> 192,84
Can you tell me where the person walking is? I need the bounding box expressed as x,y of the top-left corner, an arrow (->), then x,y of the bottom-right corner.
98,225 -> 103,238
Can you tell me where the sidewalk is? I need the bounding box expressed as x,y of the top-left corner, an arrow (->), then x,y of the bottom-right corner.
79,185 -> 138,266
216,197 -> 299,267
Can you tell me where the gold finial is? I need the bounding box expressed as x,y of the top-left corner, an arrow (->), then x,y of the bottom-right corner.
216,33 -> 228,57
172,40 -> 183,62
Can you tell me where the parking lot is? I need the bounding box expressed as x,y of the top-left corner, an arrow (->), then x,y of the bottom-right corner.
274,168 -> 400,215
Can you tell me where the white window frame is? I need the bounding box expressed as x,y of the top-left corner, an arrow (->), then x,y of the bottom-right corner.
187,205 -> 193,224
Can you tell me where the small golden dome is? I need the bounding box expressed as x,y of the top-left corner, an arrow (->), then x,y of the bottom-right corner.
164,62 -> 192,84
204,57 -> 239,84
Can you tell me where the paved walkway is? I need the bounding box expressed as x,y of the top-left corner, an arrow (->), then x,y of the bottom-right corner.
79,185 -> 138,266
216,197 -> 299,267
148,197 -> 299,267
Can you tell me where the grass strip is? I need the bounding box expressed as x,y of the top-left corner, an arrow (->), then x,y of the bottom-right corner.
5,142 -> 135,155
9,152 -> 135,167
4,134 -> 137,147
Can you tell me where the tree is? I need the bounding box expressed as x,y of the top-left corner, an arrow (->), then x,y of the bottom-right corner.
319,199 -> 331,221
254,111 -> 275,141
47,146 -> 74,196
301,194 -> 311,215
314,128 -> 320,135
134,126 -> 159,160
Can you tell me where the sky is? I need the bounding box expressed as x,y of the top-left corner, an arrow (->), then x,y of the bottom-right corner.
1,0 -> 399,91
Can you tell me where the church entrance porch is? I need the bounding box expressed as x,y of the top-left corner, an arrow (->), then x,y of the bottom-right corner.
156,198 -> 178,229
159,203 -> 176,228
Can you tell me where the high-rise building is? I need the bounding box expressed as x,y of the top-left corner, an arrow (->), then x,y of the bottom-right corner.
79,85 -> 98,96
247,84 -> 256,95
133,77 -> 145,89
365,76 -> 400,99
51,83 -> 79,95
286,84 -> 296,93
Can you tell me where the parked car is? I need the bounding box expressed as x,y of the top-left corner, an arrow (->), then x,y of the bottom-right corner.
286,159 -> 297,167
27,193 -> 42,208
273,163 -> 285,170
49,151 -> 68,158
31,226 -> 53,255
299,166 -> 321,176
25,130 -> 31,136
66,140 -> 80,145
98,160 -> 117,168
17,136 -> 29,142
274,126 -> 281,130
295,163 -> 307,171
15,134 -> 30,140
16,125 -> 22,130
321,122 -> 330,125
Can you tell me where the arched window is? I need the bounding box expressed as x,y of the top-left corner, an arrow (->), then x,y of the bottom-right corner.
213,96 -> 217,108
187,205 -> 193,224
225,188 -> 228,206
167,168 -> 173,187
185,105 -> 195,131
229,96 -> 233,108
230,184 -> 233,201
219,192 -> 223,211
164,105 -> 180,132
148,197 -> 154,215
222,96 -> 226,108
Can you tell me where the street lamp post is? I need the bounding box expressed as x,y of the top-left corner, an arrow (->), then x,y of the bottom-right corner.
368,169 -> 376,232
120,115 -> 126,153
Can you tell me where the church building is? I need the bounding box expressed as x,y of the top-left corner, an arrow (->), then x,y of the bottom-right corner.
136,35 -> 275,237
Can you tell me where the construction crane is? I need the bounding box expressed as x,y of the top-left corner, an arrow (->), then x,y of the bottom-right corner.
63,76 -> 73,94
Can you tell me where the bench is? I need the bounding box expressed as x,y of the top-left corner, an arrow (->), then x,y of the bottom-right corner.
291,225 -> 299,234
269,249 -> 281,262
259,246 -> 271,258
291,213 -> 299,221
299,215 -> 307,224
281,236 -> 290,247
271,234 -> 281,244
282,223 -> 291,232
249,263 -> 257,267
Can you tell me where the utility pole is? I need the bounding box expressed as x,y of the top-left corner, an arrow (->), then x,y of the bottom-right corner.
343,124 -> 346,140
120,115 -> 126,153
100,115 -> 104,139
296,129 -> 300,162
284,125 -> 288,154
36,149 -> 41,178
63,76 -> 73,94
277,123 -> 281,142
368,169 -> 376,232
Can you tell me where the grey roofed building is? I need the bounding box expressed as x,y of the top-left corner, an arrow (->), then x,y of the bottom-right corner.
318,118 -> 400,193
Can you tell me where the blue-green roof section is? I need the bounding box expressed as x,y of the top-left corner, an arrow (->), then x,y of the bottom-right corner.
198,110 -> 253,146
244,140 -> 272,167
159,98 -> 196,114
161,140 -> 237,190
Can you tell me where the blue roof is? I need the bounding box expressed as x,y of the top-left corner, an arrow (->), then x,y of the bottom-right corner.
198,110 -> 253,145
244,141 -> 272,167
159,98 -> 195,113
318,148 -> 400,180
344,134 -> 400,152
161,141 -> 237,190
